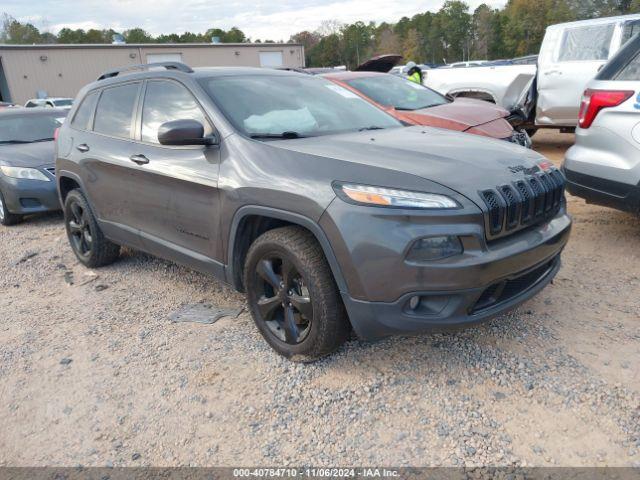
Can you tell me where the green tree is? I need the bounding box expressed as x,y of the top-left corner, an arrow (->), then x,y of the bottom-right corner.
123,28 -> 153,43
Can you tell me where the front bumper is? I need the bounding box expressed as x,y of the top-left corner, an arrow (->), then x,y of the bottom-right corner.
320,200 -> 571,341
0,170 -> 60,215
342,253 -> 562,340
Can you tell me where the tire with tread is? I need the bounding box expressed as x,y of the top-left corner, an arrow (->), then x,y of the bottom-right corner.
0,190 -> 22,226
244,226 -> 350,362
64,189 -> 120,268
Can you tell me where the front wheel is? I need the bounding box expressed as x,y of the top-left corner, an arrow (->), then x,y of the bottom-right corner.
244,226 -> 350,362
0,190 -> 22,226
64,189 -> 120,268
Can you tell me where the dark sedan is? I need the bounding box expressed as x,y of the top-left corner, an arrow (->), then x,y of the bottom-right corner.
0,108 -> 67,225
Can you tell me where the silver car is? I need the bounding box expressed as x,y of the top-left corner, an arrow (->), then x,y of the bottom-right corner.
563,33 -> 640,214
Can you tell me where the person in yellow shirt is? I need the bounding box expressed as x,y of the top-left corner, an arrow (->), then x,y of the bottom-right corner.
405,61 -> 423,84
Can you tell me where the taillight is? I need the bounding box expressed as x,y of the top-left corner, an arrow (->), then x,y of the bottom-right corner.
54,127 -> 60,141
578,89 -> 634,129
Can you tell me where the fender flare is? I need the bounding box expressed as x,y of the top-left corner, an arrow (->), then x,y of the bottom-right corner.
56,169 -> 87,205
226,205 -> 348,294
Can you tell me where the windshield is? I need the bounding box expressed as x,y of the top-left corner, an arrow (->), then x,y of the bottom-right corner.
53,99 -> 73,107
199,74 -> 401,138
346,75 -> 449,111
0,114 -> 66,143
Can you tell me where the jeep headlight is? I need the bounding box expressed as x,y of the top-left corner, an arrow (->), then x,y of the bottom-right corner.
0,166 -> 51,182
334,182 -> 458,209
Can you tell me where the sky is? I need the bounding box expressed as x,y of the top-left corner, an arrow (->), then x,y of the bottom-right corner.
4,0 -> 506,42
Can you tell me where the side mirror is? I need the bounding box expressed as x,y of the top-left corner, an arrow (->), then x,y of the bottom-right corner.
158,119 -> 218,146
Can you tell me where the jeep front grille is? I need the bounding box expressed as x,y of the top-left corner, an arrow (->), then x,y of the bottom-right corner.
480,170 -> 566,239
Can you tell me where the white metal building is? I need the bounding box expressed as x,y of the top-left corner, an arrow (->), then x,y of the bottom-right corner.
0,43 -> 305,104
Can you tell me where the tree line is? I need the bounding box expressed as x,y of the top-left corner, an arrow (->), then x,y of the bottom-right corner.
291,0 -> 640,68
0,13 -> 256,45
2,0 -> 640,68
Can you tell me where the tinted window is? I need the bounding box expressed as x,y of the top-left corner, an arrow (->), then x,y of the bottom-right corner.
346,75 -> 448,111
71,91 -> 98,130
616,50 -> 640,81
558,24 -> 615,62
621,20 -> 640,46
0,113 -> 67,143
53,99 -> 73,107
141,81 -> 211,143
94,83 -> 140,139
199,75 -> 401,138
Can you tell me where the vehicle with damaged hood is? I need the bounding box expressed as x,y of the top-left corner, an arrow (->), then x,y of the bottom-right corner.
422,14 -> 640,135
55,63 -> 571,361
322,69 -> 531,147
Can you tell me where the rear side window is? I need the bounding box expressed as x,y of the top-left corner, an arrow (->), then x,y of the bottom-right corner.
94,83 -> 140,139
557,23 -> 615,62
141,80 -> 212,143
616,51 -> 640,81
71,91 -> 98,130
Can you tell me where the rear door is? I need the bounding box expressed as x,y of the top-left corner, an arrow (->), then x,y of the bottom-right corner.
537,21 -> 616,126
127,79 -> 222,275
70,81 -> 144,247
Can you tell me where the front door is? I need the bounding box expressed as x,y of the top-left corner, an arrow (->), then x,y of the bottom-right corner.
537,21 -> 616,127
127,79 -> 223,276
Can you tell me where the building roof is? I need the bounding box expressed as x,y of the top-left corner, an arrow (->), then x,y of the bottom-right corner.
0,42 -> 302,50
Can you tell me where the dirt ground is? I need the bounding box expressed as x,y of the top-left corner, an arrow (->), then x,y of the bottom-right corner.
0,130 -> 639,467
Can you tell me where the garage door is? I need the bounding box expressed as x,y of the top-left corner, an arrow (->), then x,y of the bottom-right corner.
146,53 -> 183,64
259,51 -> 284,68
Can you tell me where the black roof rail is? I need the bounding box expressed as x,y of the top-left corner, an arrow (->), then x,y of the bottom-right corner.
97,62 -> 194,81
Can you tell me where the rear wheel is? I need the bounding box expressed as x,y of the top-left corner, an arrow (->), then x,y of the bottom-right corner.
64,189 -> 120,268
0,190 -> 22,226
244,226 -> 350,362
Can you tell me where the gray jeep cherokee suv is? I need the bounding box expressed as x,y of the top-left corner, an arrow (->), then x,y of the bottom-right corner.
56,62 -> 571,361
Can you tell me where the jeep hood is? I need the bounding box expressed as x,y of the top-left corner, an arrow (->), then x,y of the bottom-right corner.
269,126 -> 546,199
0,141 -> 55,168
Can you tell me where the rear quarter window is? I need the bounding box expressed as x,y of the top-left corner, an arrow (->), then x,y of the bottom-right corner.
615,51 -> 640,81
71,91 -> 98,130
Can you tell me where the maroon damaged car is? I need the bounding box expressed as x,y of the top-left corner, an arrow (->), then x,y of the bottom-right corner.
322,56 -> 531,147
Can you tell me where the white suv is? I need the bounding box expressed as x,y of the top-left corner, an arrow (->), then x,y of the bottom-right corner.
563,33 -> 640,215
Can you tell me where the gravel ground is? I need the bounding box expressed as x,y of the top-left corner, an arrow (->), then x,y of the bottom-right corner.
0,130 -> 639,467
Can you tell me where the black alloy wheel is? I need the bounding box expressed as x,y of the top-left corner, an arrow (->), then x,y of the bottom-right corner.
253,255 -> 313,345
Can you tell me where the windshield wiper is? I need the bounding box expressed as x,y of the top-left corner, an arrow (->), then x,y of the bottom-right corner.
250,131 -> 306,139
358,126 -> 385,131
395,103 -> 442,111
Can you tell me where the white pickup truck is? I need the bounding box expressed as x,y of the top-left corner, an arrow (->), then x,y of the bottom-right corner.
423,14 -> 640,132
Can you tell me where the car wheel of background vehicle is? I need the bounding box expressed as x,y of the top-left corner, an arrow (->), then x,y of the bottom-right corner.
244,226 -> 350,362
64,189 -> 120,268
0,190 -> 22,226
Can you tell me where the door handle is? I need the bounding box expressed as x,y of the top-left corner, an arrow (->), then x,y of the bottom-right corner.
76,144 -> 90,152
544,70 -> 562,76
130,154 -> 149,165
